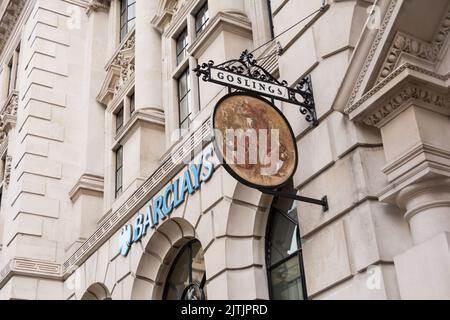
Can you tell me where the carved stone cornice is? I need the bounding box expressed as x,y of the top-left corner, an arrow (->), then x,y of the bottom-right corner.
152,0 -> 179,31
345,1 -> 450,113
363,84 -> 448,127
345,0 -> 400,110
86,0 -> 111,15
113,109 -> 165,148
376,6 -> 450,84
69,174 -> 104,202
0,0 -> 27,57
97,30 -> 135,106
3,155 -> 12,188
345,63 -> 450,127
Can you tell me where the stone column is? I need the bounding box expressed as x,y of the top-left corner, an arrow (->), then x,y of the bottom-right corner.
65,1 -> 110,256
347,68 -> 450,299
135,0 -> 162,112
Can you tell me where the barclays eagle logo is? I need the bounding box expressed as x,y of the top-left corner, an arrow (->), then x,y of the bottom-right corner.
118,224 -> 133,257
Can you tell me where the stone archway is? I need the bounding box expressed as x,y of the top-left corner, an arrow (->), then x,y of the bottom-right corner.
130,217 -> 198,300
129,168 -> 275,300
81,283 -> 111,300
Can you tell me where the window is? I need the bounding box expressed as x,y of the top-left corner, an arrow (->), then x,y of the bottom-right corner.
7,44 -> 20,95
195,3 -> 209,35
7,59 -> 13,95
115,146 -> 123,198
116,105 -> 124,132
266,193 -> 307,300
120,0 -> 136,42
176,29 -> 188,65
163,240 -> 206,300
0,155 -> 5,182
178,69 -> 192,130
129,92 -> 135,115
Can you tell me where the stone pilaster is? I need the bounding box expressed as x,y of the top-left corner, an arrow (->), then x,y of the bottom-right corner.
346,63 -> 450,298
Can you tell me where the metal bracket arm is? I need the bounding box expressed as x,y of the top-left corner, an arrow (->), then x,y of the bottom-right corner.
259,189 -> 329,212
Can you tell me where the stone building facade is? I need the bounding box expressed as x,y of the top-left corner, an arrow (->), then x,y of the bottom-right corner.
0,0 -> 448,300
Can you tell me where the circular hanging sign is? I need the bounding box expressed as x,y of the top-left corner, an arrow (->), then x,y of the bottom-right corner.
213,92 -> 298,190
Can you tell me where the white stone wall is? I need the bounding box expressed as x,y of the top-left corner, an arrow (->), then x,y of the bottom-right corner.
0,0 -> 448,300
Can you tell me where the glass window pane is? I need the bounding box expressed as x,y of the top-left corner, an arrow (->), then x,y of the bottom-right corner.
128,19 -> 135,31
269,211 -> 299,265
165,246 -> 191,300
176,30 -> 188,64
121,0 -> 127,13
120,28 -> 127,42
195,3 -> 209,34
270,257 -> 304,300
116,107 -> 124,132
177,31 -> 187,53
116,148 -> 123,168
191,241 -> 205,284
120,0 -> 137,41
116,168 -> 122,189
178,71 -> 190,97
130,93 -> 135,114
128,3 -> 136,19
179,97 -> 191,122
165,241 -> 207,300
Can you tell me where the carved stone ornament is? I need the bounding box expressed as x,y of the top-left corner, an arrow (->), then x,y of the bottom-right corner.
0,91 -> 19,144
345,63 -> 450,127
376,7 -> 450,84
4,155 -> 12,187
88,0 -> 111,11
98,30 -> 136,104
363,84 -> 449,126
0,0 -> 27,57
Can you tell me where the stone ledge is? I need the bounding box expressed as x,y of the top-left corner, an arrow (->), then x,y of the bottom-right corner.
382,143 -> 450,183
112,110 -> 165,149
69,174 -> 105,202
188,11 -> 253,60
0,258 -> 62,290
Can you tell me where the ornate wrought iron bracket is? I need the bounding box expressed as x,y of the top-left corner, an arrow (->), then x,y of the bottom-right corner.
259,189 -> 329,212
194,50 -> 319,127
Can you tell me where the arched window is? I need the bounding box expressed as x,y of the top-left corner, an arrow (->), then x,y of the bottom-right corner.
266,194 -> 308,300
163,240 -> 207,300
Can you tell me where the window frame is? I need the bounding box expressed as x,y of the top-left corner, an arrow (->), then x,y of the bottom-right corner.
120,0 -> 136,42
177,68 -> 192,130
7,44 -> 20,95
265,196 -> 308,300
163,239 -> 207,300
175,28 -> 189,66
115,145 -> 123,198
129,92 -> 135,115
115,104 -> 124,133
194,2 -> 209,36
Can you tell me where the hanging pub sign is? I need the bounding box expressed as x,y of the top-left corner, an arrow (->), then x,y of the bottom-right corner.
194,50 -> 328,211
213,92 -> 298,190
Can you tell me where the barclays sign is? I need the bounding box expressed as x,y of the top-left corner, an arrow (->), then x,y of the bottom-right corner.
118,148 -> 215,257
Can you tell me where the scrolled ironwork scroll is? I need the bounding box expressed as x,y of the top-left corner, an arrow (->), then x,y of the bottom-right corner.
194,50 -> 318,126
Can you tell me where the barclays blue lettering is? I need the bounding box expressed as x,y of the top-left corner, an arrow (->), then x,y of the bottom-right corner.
118,148 -> 215,257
